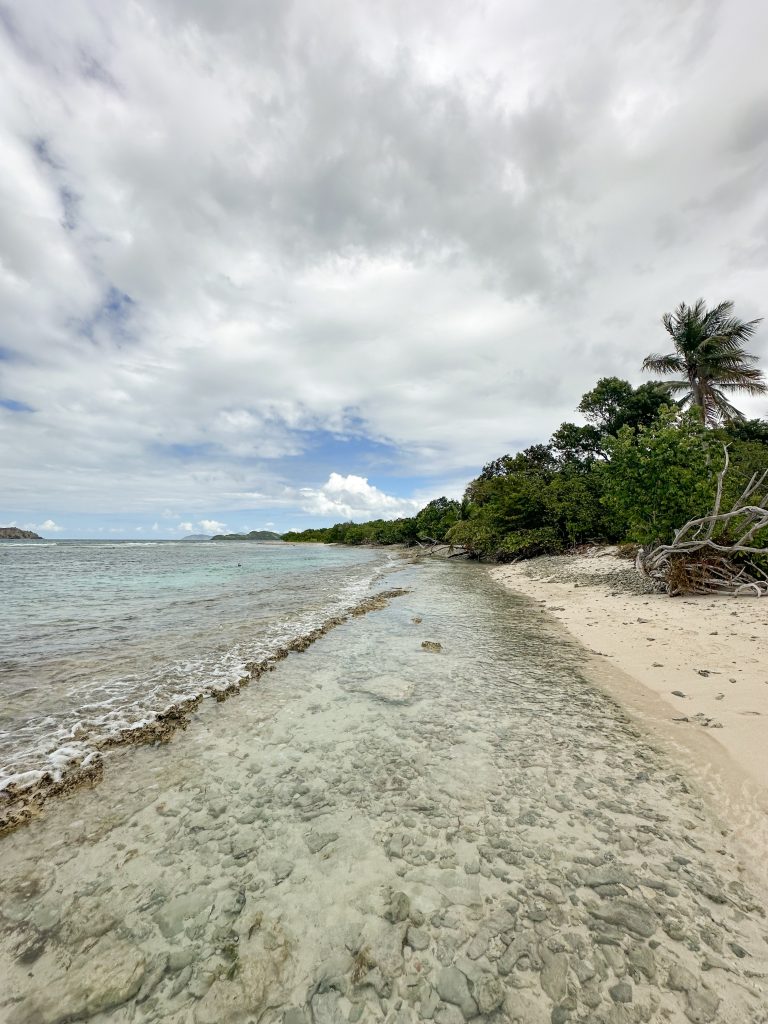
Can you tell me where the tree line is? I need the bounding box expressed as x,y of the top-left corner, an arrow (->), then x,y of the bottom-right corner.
284,300 -> 768,561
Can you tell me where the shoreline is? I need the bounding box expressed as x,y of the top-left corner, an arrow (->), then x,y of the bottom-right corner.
0,586 -> 410,839
2,558 -> 768,1022
491,549 -> 768,880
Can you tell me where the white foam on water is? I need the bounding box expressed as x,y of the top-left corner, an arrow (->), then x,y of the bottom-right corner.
1,542 -> 58,547
1,546 -> 393,801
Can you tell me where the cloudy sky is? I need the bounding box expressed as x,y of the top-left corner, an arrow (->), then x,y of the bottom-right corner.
1,0 -> 767,538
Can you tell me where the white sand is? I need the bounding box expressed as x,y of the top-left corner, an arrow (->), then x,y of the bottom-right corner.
491,550 -> 768,866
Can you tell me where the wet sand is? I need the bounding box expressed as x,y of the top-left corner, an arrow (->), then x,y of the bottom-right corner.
1,560 -> 766,1023
491,551 -> 768,872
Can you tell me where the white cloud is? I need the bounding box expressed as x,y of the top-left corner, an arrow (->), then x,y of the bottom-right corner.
300,473 -> 420,521
37,519 -> 64,533
177,522 -> 194,533
0,0 -> 767,527
199,519 -> 227,534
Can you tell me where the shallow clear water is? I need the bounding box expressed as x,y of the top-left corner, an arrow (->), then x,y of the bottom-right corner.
0,540 -> 388,788
0,557 -> 765,1023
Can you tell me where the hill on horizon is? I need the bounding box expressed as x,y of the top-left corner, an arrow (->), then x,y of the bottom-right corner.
210,530 -> 283,541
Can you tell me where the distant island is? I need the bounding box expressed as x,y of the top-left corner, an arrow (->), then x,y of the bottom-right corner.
0,527 -> 42,540
179,534 -> 213,541
210,530 -> 283,541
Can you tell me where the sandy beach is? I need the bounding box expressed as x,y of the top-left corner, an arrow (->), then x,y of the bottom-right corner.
491,550 -> 768,868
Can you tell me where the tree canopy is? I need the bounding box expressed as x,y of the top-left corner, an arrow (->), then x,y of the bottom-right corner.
283,316 -> 766,563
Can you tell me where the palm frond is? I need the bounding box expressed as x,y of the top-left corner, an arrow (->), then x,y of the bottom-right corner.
708,387 -> 747,422
700,334 -> 752,356
700,300 -> 735,335
661,380 -> 692,395
710,372 -> 768,395
646,298 -> 766,424
642,352 -> 684,374
705,350 -> 761,368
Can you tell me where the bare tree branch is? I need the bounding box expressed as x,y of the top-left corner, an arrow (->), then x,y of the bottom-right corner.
637,450 -> 768,596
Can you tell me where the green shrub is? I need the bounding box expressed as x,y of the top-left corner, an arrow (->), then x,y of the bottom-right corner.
495,528 -> 564,562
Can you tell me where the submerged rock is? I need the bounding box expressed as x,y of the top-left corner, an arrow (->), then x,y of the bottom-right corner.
407,925 -> 430,951
9,937 -> 145,1024
386,891 -> 411,923
685,987 -> 720,1023
587,899 -> 657,938
193,953 -> 281,1024
435,966 -> 478,1020
311,990 -> 345,1024
305,830 -> 339,854
539,946 -> 569,1002
609,981 -> 633,1003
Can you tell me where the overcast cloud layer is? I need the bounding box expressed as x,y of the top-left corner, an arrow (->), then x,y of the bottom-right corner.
1,0 -> 767,537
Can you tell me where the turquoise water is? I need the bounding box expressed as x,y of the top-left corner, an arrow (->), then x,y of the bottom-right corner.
0,540 -> 389,791
2,557 -> 766,1022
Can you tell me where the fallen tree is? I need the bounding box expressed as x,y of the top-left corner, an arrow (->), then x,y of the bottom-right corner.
637,447 -> 768,596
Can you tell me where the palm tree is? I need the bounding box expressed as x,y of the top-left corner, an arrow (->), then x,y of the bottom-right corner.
642,299 -> 766,424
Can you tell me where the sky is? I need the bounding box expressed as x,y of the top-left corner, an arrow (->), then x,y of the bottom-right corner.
1,0 -> 767,539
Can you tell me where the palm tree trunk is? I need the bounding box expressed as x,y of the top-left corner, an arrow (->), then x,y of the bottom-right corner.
690,375 -> 706,424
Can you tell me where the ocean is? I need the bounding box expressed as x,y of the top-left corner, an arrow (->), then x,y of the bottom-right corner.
1,550 -> 767,1021
0,539 -> 390,795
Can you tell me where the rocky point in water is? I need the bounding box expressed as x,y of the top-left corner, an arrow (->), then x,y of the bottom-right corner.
0,527 -> 42,540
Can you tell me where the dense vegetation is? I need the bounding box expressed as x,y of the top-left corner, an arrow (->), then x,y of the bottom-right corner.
282,497 -> 462,548
283,378 -> 768,561
284,300 -> 767,562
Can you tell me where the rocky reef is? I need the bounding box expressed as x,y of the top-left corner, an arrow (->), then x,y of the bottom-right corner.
0,588 -> 410,838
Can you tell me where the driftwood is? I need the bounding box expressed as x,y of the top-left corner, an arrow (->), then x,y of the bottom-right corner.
410,538 -> 470,558
637,447 -> 768,596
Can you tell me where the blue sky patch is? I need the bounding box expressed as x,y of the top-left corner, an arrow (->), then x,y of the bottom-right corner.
32,135 -> 62,170
78,285 -> 137,344
0,398 -> 34,413
151,441 -> 221,461
59,185 -> 80,231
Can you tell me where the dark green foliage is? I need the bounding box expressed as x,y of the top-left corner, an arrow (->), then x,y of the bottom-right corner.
603,409 -> 722,545
551,422 -> 606,464
414,498 -> 461,541
283,360 -> 766,562
546,466 -> 615,543
494,528 -> 564,561
578,377 -> 671,434
602,408 -> 768,547
553,378 -> 671,465
447,442 -> 614,559
282,517 -> 418,545
721,418 -> 768,446
442,518 -> 497,558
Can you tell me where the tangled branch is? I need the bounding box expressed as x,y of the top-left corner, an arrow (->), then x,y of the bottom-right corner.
637,447 -> 768,596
